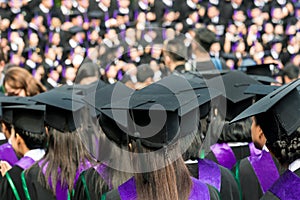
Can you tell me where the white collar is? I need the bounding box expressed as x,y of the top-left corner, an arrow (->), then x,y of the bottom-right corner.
61,5 -> 71,15
289,159 -> 300,172
262,145 -> 269,152
119,7 -> 129,14
24,149 -> 45,161
47,77 -> 58,87
77,6 -> 87,13
139,1 -> 148,10
187,0 -> 197,9
39,4 -> 50,13
163,0 -> 173,7
184,159 -> 198,164
99,2 -> 108,12
0,132 -> 5,140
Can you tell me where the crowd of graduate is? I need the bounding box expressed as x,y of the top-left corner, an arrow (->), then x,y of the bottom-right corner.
0,23 -> 299,199
0,0 -> 299,90
0,0 -> 299,199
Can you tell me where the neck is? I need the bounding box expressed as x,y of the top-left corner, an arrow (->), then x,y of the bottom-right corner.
170,61 -> 185,72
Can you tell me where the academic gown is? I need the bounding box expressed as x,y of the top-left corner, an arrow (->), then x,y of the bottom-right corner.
186,159 -> 240,200
260,168 -> 300,200
206,142 -> 258,169
73,165 -> 110,200
23,160 -> 92,200
104,177 -> 220,200
0,156 -> 36,200
232,150 -> 282,200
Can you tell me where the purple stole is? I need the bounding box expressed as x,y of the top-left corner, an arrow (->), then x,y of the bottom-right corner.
248,150 -> 279,193
0,142 -> 19,166
198,159 -> 221,191
118,177 -> 210,200
210,143 -> 236,169
15,156 -> 35,170
94,163 -> 113,190
269,170 -> 300,199
39,160 -> 92,200
210,142 -> 261,169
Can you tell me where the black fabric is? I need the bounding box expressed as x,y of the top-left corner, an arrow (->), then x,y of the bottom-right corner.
104,179 -> 220,200
233,155 -> 282,200
0,139 -> 7,145
24,164 -> 56,200
186,162 -> 240,200
73,167 -> 110,200
0,166 -> 26,200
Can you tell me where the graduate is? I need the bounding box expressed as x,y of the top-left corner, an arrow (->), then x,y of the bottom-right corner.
231,79 -> 300,199
73,82 -> 134,200
0,104 -> 47,200
205,70 -> 262,169
98,75 -> 220,199
21,89 -> 107,199
232,84 -> 282,200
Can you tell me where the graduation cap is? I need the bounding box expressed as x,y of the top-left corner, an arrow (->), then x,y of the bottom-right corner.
208,70 -> 261,121
99,75 -> 221,148
68,26 -> 85,35
0,96 -> 36,122
240,63 -> 277,77
2,104 -> 46,134
69,9 -> 82,19
244,84 -> 280,101
88,11 -> 104,20
30,90 -> 86,132
231,79 -> 300,142
194,27 -> 217,51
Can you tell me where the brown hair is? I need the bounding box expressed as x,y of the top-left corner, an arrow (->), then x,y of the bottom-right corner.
38,129 -> 94,195
4,67 -> 46,96
134,143 -> 192,200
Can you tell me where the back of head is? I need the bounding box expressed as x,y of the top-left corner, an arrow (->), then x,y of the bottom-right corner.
194,28 -> 217,52
164,36 -> 188,62
74,62 -> 101,84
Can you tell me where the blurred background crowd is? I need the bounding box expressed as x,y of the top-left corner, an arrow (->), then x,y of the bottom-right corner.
0,0 -> 299,92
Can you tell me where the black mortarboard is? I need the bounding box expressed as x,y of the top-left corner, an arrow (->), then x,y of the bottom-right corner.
240,63 -> 277,77
88,11 -> 104,20
231,79 -> 300,142
244,84 -> 280,101
69,9 -> 82,19
99,75 -> 221,148
248,74 -> 279,85
208,70 -> 261,121
30,90 -> 86,132
2,104 -> 45,134
68,26 -> 85,35
0,96 -> 36,122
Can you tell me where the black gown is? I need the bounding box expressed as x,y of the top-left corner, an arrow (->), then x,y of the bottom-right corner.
260,168 -> 300,200
232,151 -> 283,200
186,159 -> 240,200
0,156 -> 36,200
0,166 -> 26,200
73,167 -> 110,200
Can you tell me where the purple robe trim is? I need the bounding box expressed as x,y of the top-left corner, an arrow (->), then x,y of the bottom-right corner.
118,177 -> 210,200
118,177 -> 137,200
248,142 -> 262,157
210,143 -> 236,169
0,142 -> 19,166
15,156 -> 35,170
39,160 -> 92,200
269,170 -> 300,199
189,177 -> 210,200
95,163 -> 113,190
198,159 -> 221,191
248,150 -> 279,193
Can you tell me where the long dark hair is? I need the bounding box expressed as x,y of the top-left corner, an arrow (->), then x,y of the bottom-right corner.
133,142 -> 192,200
38,128 -> 94,195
